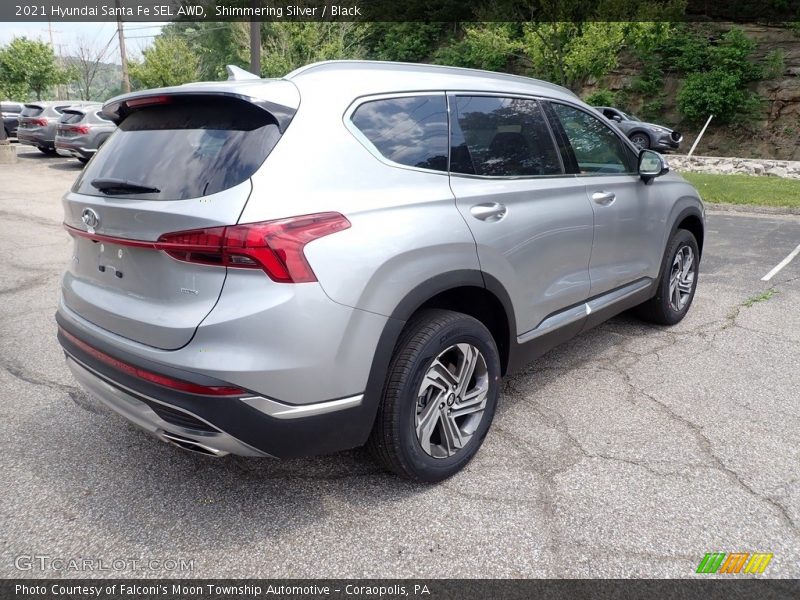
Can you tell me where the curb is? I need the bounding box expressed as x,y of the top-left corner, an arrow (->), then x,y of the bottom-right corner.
705,202 -> 800,216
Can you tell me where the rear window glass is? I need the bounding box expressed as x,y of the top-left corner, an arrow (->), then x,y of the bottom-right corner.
350,95 -> 448,172
74,97 -> 283,200
60,112 -> 84,124
22,106 -> 44,117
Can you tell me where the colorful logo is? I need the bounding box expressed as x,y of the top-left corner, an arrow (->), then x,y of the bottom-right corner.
696,552 -> 773,574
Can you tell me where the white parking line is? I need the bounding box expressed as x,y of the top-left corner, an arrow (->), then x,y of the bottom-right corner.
761,243 -> 800,281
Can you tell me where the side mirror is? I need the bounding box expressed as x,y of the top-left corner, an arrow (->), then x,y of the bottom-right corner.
612,115 -> 622,122
639,149 -> 669,183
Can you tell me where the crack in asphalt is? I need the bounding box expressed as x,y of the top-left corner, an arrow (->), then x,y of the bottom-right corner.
496,279 -> 800,538
0,361 -> 98,413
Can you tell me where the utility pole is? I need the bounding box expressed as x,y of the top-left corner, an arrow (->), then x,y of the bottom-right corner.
249,1 -> 261,76
115,0 -> 131,93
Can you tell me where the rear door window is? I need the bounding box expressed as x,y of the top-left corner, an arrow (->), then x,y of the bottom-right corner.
450,96 -> 563,177
74,96 -> 284,200
350,95 -> 448,172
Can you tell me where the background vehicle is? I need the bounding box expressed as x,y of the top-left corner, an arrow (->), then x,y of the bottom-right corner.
17,101 -> 94,155
597,106 -> 683,152
1,101 -> 23,139
55,104 -> 117,164
57,61 -> 704,482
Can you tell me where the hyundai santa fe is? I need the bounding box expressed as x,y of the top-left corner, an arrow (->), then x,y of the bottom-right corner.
57,61 -> 704,482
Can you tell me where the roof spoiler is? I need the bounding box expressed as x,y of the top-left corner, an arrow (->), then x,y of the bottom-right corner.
226,65 -> 260,81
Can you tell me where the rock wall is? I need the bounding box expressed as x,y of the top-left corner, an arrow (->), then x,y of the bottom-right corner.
668,154 -> 800,179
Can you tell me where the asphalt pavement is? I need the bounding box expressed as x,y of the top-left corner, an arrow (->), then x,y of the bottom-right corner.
1,146 -> 799,578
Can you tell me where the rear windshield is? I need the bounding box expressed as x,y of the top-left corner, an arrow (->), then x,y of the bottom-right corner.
74,97 -> 283,200
22,106 -> 44,117
60,112 -> 84,124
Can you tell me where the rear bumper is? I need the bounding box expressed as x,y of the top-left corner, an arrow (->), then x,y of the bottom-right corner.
17,131 -> 51,147
55,140 -> 94,159
57,311 -> 379,459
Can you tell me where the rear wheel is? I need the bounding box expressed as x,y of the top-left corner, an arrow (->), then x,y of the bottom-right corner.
367,309 -> 500,482
38,146 -> 57,156
630,132 -> 651,149
636,229 -> 699,325
77,157 -> 89,165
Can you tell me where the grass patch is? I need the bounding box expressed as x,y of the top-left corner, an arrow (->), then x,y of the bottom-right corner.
742,289 -> 778,307
679,172 -> 800,208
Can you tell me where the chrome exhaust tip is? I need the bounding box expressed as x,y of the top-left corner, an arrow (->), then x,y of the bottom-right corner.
161,432 -> 228,457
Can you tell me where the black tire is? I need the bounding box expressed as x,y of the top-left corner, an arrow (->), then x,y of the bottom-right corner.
630,132 -> 651,149
77,157 -> 89,165
367,309 -> 500,482
636,229 -> 699,325
38,146 -> 57,156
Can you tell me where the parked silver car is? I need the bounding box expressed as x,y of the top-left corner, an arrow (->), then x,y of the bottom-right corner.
17,100 -> 94,154
55,104 -> 117,164
57,61 -> 704,481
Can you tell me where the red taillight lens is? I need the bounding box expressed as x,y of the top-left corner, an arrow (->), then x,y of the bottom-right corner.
32,118 -> 48,126
126,95 -> 172,109
156,212 -> 351,283
59,327 -> 246,396
70,124 -> 90,135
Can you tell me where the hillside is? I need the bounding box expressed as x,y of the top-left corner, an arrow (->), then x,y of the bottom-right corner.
582,25 -> 800,160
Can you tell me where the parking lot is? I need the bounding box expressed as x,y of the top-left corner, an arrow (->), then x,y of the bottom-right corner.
1,145 -> 799,578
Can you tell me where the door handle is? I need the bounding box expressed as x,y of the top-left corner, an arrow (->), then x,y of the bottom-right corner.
470,202 -> 507,222
591,191 -> 616,206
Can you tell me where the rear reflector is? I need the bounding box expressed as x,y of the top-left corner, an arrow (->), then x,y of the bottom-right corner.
59,327 -> 246,397
64,212 -> 351,283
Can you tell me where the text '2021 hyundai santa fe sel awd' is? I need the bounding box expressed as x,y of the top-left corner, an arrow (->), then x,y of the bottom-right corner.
57,61 -> 704,482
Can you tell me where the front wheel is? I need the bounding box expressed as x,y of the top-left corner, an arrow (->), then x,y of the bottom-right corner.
367,309 -> 500,482
636,229 -> 699,325
630,132 -> 651,149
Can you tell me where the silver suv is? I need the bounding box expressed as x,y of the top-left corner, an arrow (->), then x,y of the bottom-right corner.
57,61 -> 704,482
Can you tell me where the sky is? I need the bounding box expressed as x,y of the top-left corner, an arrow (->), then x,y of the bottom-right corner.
0,21 -> 166,63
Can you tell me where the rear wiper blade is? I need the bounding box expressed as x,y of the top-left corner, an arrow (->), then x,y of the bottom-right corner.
91,178 -> 160,194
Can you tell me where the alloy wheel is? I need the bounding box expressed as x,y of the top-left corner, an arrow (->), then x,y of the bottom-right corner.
415,343 -> 489,458
669,245 -> 695,312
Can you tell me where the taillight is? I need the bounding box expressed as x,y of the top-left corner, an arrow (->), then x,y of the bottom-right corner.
70,124 -> 90,134
32,118 -> 48,126
156,212 -> 351,283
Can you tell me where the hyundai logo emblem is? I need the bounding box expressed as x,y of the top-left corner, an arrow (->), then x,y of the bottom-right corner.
81,208 -> 99,231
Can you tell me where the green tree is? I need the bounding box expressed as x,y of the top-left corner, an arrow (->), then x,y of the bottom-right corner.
0,37 -> 72,100
128,35 -> 199,89
260,23 -> 365,78
433,23 -> 522,72
675,28 -> 762,123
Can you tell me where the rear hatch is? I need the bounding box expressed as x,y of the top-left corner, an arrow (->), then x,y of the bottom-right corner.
18,104 -> 44,131
62,88 -> 298,349
57,109 -> 87,139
